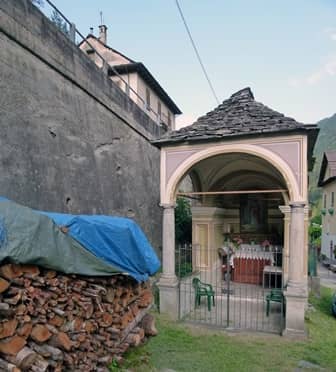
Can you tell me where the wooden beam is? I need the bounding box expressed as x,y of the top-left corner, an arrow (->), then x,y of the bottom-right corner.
177,189 -> 287,196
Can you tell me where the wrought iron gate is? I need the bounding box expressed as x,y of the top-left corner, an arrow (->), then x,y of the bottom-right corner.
176,244 -> 285,333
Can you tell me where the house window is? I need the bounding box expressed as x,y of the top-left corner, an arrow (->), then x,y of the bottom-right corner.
146,87 -> 151,110
324,194 -> 327,209
168,112 -> 172,128
332,192 -> 334,207
157,102 -> 161,119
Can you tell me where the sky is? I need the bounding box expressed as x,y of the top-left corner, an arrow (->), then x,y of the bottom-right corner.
42,0 -> 335,128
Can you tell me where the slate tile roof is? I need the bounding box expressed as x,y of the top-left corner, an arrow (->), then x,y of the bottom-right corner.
153,87 -> 318,146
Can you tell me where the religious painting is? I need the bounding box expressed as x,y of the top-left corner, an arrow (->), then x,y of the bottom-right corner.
240,194 -> 267,233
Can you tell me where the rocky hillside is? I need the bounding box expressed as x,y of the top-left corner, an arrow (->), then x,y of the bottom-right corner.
309,113 -> 336,214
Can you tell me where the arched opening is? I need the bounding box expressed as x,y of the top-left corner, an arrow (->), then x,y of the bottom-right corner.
175,152 -> 288,246
172,152 -> 290,332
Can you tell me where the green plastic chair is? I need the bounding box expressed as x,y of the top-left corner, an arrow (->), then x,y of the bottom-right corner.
266,289 -> 285,316
192,277 -> 215,311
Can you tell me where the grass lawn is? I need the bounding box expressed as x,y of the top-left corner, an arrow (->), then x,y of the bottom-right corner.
111,287 -> 336,372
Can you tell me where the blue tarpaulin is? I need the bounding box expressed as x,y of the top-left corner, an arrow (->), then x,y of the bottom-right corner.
0,198 -> 160,282
41,212 -> 160,281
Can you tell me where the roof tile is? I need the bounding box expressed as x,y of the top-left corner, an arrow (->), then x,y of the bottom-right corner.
155,87 -> 310,144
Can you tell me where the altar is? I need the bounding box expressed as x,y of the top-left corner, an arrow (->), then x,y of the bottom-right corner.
228,245 -> 279,285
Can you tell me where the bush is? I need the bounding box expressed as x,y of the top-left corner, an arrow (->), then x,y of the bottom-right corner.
175,197 -> 192,245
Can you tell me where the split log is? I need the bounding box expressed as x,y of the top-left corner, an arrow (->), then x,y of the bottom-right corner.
4,293 -> 22,306
138,289 -> 153,308
120,305 -> 151,343
0,264 -> 23,280
49,332 -> 72,351
0,303 -> 14,318
0,265 -> 157,370
17,322 -> 32,339
31,325 -> 52,343
140,313 -> 158,336
0,357 -> 21,372
29,342 -> 63,361
21,265 -> 40,278
30,356 -> 49,372
0,278 -> 10,293
0,320 -> 18,339
6,346 -> 37,369
125,332 -> 142,347
0,335 -> 26,355
48,315 -> 64,328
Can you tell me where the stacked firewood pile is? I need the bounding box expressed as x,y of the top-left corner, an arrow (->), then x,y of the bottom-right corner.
0,263 -> 157,371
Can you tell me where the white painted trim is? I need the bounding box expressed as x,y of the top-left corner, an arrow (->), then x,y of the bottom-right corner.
162,134 -> 305,151
163,143 -> 302,204
160,148 -> 166,203
301,136 -> 308,201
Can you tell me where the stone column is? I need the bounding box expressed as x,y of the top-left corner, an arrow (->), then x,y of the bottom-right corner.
157,204 -> 179,319
283,202 -> 307,337
279,205 -> 291,285
303,206 -> 309,282
287,203 -> 306,289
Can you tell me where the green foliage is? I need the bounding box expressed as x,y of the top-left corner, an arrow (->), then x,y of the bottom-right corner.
50,10 -> 69,36
309,223 -> 321,245
311,214 -> 322,225
109,358 -> 120,371
175,197 -> 192,244
309,206 -> 322,245
177,262 -> 192,278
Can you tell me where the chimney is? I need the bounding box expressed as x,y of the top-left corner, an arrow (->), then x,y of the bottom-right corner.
98,25 -> 107,44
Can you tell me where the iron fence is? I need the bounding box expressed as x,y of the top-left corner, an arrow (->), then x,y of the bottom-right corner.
176,243 -> 285,333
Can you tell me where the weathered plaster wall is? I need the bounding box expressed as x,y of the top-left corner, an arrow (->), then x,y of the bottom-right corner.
0,0 -> 162,249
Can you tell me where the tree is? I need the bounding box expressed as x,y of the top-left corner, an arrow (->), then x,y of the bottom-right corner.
175,197 -> 192,244
50,10 -> 69,36
309,215 -> 321,245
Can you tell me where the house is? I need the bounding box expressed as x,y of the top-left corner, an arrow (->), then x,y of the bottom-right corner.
78,25 -> 181,130
153,87 -> 319,336
318,151 -> 336,259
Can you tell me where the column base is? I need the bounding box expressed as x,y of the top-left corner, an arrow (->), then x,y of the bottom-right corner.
282,327 -> 307,339
157,275 -> 179,320
283,286 -> 307,338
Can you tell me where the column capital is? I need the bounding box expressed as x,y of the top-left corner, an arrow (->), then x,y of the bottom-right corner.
160,203 -> 176,210
279,205 -> 291,214
289,202 -> 306,212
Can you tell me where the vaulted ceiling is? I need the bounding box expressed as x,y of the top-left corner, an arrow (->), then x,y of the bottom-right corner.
180,152 -> 287,208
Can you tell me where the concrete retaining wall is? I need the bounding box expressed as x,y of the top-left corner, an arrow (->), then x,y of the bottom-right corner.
0,0 -> 163,250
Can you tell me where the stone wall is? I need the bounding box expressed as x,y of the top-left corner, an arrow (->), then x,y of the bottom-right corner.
0,0 -> 162,250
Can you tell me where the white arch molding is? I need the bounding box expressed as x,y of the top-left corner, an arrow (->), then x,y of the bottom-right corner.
163,143 -> 302,204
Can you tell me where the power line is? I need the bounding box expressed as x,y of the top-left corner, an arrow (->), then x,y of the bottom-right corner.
175,0 -> 220,105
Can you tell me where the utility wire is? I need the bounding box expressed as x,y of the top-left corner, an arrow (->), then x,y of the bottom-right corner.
175,0 -> 220,105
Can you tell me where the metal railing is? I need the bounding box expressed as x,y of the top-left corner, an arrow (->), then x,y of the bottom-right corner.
33,0 -> 169,128
175,243 -> 285,333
